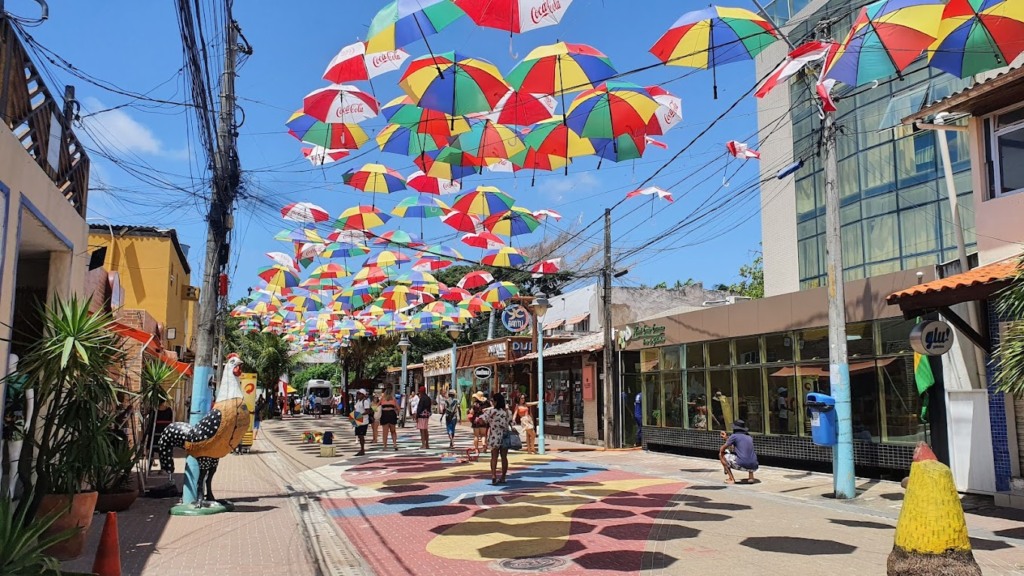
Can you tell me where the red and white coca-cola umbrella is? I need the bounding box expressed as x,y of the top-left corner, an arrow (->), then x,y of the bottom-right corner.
625,186 -> 674,203
454,0 -> 574,34
323,41 -> 410,84
406,170 -> 462,195
460,231 -> 505,249
303,84 -> 379,124
530,258 -> 561,278
532,208 -> 562,221
281,202 -> 331,223
302,146 -> 349,166
645,85 -> 682,136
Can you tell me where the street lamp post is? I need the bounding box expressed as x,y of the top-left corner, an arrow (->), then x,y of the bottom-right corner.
398,334 -> 411,400
531,294 -> 550,455
340,337 -> 350,400
447,326 -> 461,399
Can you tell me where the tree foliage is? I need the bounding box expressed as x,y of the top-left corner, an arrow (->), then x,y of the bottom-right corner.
726,252 -> 764,299
994,256 -> 1024,397
293,363 -> 342,389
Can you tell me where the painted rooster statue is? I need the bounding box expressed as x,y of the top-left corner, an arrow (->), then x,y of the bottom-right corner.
157,353 -> 249,506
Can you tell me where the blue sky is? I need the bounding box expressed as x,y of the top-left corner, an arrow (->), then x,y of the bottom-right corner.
14,0 -> 778,298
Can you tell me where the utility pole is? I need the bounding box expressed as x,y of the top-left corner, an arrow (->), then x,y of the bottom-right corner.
819,22 -> 855,499
602,208 -> 615,448
184,12 -> 242,508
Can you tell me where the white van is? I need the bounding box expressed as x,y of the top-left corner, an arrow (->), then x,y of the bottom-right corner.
306,379 -> 334,401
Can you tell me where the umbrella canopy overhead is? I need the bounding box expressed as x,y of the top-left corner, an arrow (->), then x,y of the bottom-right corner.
281,201 -> 330,224
303,84 -> 380,124
507,42 -> 617,95
302,146 -> 350,165
399,51 -> 511,117
454,0 -> 574,34
484,206 -> 541,236
482,246 -> 527,267
343,164 -> 408,194
442,119 -> 527,167
323,41 -> 410,83
366,0 -> 465,53
335,205 -> 393,230
566,81 -> 659,141
452,186 -> 517,217
392,195 -> 452,218
461,230 -> 506,249
287,110 -> 369,149
928,0 -> 1024,78
406,170 -> 463,194
480,90 -> 558,125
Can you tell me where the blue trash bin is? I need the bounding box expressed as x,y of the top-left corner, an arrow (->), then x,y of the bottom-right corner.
322,431 -> 334,445
805,393 -> 837,446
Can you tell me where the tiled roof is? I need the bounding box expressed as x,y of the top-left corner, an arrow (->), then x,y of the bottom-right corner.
521,332 -> 604,360
886,257 -> 1021,304
566,312 -> 590,325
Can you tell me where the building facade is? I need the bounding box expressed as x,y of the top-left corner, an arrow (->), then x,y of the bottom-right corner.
88,225 -> 198,357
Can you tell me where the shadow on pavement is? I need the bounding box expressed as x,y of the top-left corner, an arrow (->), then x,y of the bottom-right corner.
399,504 -> 471,517
233,504 -> 278,513
969,537 -> 1016,551
740,536 -> 857,555
644,509 -> 731,522
993,526 -> 1024,541
685,484 -> 727,491
686,501 -> 752,511
567,508 -> 635,520
599,522 -> 699,541
574,550 -> 678,571
828,518 -> 893,530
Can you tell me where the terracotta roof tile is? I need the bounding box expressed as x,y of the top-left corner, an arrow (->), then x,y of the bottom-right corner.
521,332 -> 604,360
886,257 -> 1021,304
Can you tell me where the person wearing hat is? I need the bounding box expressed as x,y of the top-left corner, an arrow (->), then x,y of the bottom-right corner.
719,420 -> 758,484
441,389 -> 461,449
415,385 -> 433,449
469,390 -> 489,452
775,387 -> 794,435
351,389 -> 371,456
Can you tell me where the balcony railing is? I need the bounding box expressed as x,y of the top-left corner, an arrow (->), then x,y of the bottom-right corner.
0,15 -> 89,216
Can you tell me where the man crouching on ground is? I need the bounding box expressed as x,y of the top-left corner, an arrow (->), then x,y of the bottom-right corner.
719,419 -> 758,484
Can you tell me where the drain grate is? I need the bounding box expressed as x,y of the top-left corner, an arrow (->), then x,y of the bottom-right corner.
498,557 -> 568,572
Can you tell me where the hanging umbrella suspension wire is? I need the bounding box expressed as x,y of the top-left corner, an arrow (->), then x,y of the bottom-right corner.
413,13 -> 446,79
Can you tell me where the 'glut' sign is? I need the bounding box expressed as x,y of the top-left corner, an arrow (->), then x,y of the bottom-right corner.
909,320 -> 954,356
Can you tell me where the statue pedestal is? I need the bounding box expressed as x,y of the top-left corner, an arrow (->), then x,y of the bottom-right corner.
169,500 -> 235,516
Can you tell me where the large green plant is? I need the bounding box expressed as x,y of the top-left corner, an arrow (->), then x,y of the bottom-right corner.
236,330 -> 300,391
140,359 -> 178,412
994,256 -> 1024,396
0,491 -> 76,575
10,297 -> 127,514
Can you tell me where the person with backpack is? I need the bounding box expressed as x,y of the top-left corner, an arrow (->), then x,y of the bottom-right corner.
441,389 -> 461,448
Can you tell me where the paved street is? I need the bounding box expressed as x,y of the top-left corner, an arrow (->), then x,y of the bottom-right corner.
62,414 -> 1024,575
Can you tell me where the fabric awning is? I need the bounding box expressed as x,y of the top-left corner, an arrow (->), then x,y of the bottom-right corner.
111,321 -> 192,376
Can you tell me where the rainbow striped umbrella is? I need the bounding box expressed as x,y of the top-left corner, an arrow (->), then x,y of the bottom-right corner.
373,230 -> 423,247
363,250 -> 410,269
285,293 -> 324,313
479,281 -> 521,303
343,164 -> 407,196
286,110 -> 369,149
507,42 -> 616,96
452,186 -> 516,217
258,265 -> 300,288
274,227 -> 327,244
441,119 -> 527,168
381,96 -> 472,140
366,0 -> 465,53
481,246 -> 527,268
484,206 -> 541,237
459,295 -> 494,314
376,123 -> 447,157
320,242 -> 372,258
335,205 -> 392,230
928,0 -> 1024,78
309,263 -> 351,280
379,285 -> 418,311
409,310 -> 444,330
414,150 -> 482,180
565,82 -> 659,142
399,52 -> 510,118
391,195 -> 452,219
406,170 -> 463,195
650,6 -> 780,98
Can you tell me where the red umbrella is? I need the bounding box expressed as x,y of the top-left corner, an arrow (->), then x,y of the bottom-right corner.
441,285 -> 472,302
458,270 -> 494,290
531,258 -> 561,277
323,41 -> 410,83
453,0 -> 574,34
480,90 -> 557,126
441,210 -> 481,233
461,231 -> 506,249
281,202 -> 330,223
303,84 -> 379,124
406,170 -> 463,195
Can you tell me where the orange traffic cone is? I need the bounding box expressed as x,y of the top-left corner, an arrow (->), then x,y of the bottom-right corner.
91,512 -> 121,576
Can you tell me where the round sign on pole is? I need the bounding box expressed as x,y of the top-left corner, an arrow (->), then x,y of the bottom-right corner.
909,320 -> 954,356
474,366 -> 493,380
501,304 -> 532,334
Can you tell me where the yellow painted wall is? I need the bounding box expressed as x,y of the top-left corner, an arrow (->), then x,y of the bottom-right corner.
88,231 -> 195,351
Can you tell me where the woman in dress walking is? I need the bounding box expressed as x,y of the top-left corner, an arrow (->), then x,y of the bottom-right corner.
379,390 -> 400,450
415,386 -> 433,449
483,392 -> 513,485
515,395 -> 538,454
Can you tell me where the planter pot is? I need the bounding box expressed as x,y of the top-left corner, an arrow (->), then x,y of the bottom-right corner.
96,488 -> 139,513
36,491 -> 98,560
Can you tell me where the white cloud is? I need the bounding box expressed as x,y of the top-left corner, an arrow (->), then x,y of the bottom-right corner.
543,172 -> 599,201
80,97 -> 185,159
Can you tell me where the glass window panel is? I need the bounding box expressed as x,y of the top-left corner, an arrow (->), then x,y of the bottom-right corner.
769,375 -> 799,436
858,99 -> 893,149
881,357 -> 925,444
620,351 -> 641,374
765,333 -> 794,363
847,322 -> 875,358
899,182 -> 938,207
708,371 -> 733,431
621,373 -> 641,446
851,360 -> 882,442
997,107 -> 1024,128
798,364 -> 828,437
643,373 -> 662,428
863,213 -> 899,264
839,155 -> 859,200
838,126 -> 857,158
863,191 -> 897,217
841,222 -> 865,267
797,327 -> 829,362
843,266 -> 866,281
735,337 -> 760,365
879,318 -> 916,355
685,343 -> 704,369
662,371 -> 684,428
903,253 -> 939,269
841,201 -> 861,226
661,346 -> 682,372
867,259 -> 901,276
899,204 -> 939,256
945,128 -> 971,171
959,191 -> 977,245
798,218 -> 817,240
707,340 -> 731,368
640,349 -> 660,372
997,124 -> 1024,194
895,131 -> 937,186
735,369 -> 765,434
796,177 -> 816,217
859,144 -> 896,193
685,371 -> 708,430
880,85 -> 928,130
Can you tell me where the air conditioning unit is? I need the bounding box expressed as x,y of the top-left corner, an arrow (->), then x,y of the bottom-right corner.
183,286 -> 200,301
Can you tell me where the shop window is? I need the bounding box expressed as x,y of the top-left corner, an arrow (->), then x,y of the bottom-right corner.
661,346 -> 682,372
990,105 -> 1024,197
684,343 -> 704,370
735,337 -> 760,365
847,322 -> 875,359
685,371 -> 708,430
850,360 -> 882,442
640,348 -> 660,372
735,369 -> 765,434
769,375 -> 799,436
878,318 -> 916,355
707,340 -> 731,368
621,373 -> 642,446
643,373 -> 663,428
662,372 -> 685,429
797,364 -> 828,436
880,357 -> 925,444
764,333 -> 794,363
708,371 -> 733,431
620,351 -> 642,374
797,327 -> 829,362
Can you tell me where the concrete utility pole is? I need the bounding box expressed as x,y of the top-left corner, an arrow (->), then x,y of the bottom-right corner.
186,13 -> 242,507
602,208 -> 615,448
819,22 -> 856,499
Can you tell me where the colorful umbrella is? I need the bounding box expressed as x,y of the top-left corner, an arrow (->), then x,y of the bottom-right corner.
406,170 -> 463,194
366,0 -> 465,53
335,205 -> 392,230
422,244 -> 465,260
650,6 -> 780,98
484,206 -> 541,236
274,227 -> 327,244
532,208 -> 562,220
309,262 -> 351,280
591,133 -> 648,163
379,285 -> 418,311
376,123 -> 448,158
343,164 -> 407,200
281,201 -> 330,223
452,186 -> 517,217
566,82 -> 659,142
320,242 -> 372,258
363,250 -> 411,268
459,295 -> 494,313
928,0 -> 1024,78
381,95 -> 472,140
454,0 -> 574,33
441,285 -> 472,302
826,0 -> 944,87
287,110 -> 369,149
399,52 -> 510,119
521,117 -> 595,164
461,231 -> 506,249
303,84 -> 379,124
481,90 -> 557,125
302,146 -> 350,166
257,265 -> 300,289
391,195 -> 451,219
266,251 -> 298,271
626,185 -> 675,202
285,294 -> 324,313
415,150 -> 482,180
353,266 -> 391,285
479,281 -> 520,303
482,246 -> 527,268
409,310 -> 443,330
413,255 -> 454,272
439,119 -> 527,167
531,258 -> 561,277
372,230 -> 423,247
323,41 -> 410,83
507,42 -> 616,95
458,270 -> 494,290
645,85 -> 683,136
441,210 -> 482,233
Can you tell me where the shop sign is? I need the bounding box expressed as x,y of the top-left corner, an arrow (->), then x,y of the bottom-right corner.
423,350 -> 452,376
622,323 -> 667,346
474,366 -> 493,380
501,304 -> 532,333
909,320 -> 954,356
487,343 -> 507,359
240,373 -> 257,433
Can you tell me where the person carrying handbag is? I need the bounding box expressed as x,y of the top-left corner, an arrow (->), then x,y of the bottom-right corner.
482,393 -> 516,485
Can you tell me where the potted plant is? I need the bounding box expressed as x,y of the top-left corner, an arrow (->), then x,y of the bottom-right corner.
9,296 -> 127,560
0,491 -> 77,575
94,438 -> 139,513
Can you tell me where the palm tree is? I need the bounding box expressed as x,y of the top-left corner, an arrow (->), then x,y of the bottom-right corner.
236,331 -> 300,393
994,256 -> 1024,396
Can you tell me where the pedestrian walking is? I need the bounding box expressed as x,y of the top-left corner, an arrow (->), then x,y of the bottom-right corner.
408,390 -> 419,426
253,397 -> 265,441
482,392 -> 512,485
719,419 -> 758,484
441,390 -> 461,448
515,396 -> 538,454
634,391 -> 643,445
469,391 -> 489,452
380,390 -> 400,451
351,389 -> 371,456
370,394 -> 381,443
415,386 -> 433,449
